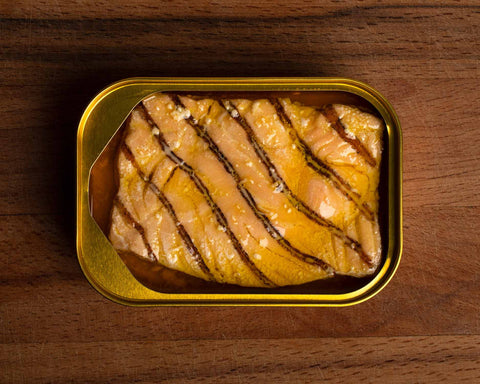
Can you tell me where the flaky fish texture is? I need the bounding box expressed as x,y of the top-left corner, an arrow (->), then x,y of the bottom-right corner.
109,94 -> 383,287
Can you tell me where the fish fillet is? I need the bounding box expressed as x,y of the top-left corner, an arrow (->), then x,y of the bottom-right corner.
108,93 -> 383,288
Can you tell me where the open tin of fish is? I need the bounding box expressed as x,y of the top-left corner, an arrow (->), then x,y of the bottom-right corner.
77,77 -> 402,306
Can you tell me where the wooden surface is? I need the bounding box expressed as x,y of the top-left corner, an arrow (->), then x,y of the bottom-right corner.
1,1 -> 479,382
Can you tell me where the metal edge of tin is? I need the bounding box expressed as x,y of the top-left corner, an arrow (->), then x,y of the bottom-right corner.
76,77 -> 403,306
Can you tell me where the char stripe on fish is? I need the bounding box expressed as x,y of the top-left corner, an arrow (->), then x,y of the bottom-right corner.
321,104 -> 377,167
138,103 -> 276,287
271,99 -> 374,221
113,196 -> 157,262
220,99 -> 373,267
169,95 -> 333,271
163,165 -> 179,187
120,143 -> 215,281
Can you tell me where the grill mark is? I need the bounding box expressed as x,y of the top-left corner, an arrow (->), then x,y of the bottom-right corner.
170,95 -> 333,272
321,104 -> 377,167
187,194 -> 226,282
244,225 -> 312,274
163,165 -> 179,188
113,196 -> 157,262
330,233 -> 339,267
120,143 -> 214,281
221,99 -> 372,267
139,103 -> 275,287
272,99 -> 374,221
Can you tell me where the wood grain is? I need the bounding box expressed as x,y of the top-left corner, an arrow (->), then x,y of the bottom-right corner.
1,1 -> 479,382
1,336 -> 479,383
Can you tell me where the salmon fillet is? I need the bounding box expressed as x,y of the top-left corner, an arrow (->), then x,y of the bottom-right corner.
108,93 -> 383,288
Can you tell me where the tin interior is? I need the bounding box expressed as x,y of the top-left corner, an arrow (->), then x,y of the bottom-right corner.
89,90 -> 389,295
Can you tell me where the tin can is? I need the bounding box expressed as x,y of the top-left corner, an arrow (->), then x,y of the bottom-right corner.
77,77 -> 402,306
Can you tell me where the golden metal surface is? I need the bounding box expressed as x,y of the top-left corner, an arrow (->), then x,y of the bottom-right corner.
76,77 -> 402,306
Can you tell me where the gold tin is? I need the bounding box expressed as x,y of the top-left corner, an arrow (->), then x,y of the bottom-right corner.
77,77 -> 402,306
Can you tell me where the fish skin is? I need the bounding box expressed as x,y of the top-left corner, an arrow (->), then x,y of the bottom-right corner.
278,99 -> 383,268
144,95 -> 331,286
109,94 -> 383,287
110,113 -> 210,281
280,100 -> 381,211
188,97 -> 371,275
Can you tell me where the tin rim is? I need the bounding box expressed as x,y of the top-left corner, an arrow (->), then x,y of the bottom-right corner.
77,77 -> 402,306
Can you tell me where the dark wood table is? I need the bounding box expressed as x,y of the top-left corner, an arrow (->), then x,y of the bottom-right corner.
1,1 -> 479,382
